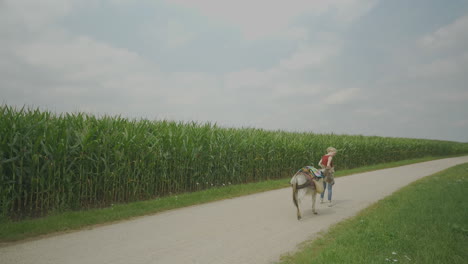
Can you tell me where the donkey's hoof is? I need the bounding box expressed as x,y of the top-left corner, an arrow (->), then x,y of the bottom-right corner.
313,211 -> 318,215
297,215 -> 302,220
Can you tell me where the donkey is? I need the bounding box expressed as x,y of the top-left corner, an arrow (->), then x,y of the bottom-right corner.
290,168 -> 325,220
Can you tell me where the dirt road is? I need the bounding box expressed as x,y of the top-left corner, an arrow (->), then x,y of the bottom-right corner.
2,156 -> 468,264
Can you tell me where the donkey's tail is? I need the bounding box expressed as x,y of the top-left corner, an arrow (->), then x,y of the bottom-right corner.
291,176 -> 299,208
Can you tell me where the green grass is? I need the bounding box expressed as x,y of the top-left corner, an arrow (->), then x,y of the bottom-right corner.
278,162 -> 468,264
0,155 -> 460,243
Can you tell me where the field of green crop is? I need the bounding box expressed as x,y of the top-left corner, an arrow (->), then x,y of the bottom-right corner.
1,105 -> 468,219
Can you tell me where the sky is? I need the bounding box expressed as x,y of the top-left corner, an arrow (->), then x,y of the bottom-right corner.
1,0 -> 468,142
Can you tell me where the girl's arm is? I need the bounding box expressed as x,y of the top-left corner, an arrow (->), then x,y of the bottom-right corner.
326,156 -> 333,168
318,158 -> 324,168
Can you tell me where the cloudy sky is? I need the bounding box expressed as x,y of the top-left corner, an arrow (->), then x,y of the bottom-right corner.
1,0 -> 468,142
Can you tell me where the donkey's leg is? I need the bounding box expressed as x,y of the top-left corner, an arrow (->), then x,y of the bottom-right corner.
297,204 -> 302,220
293,184 -> 302,220
311,191 -> 318,214
296,194 -> 302,220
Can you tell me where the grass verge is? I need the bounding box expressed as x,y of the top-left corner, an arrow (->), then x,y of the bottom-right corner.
278,162 -> 468,264
0,155 -> 463,244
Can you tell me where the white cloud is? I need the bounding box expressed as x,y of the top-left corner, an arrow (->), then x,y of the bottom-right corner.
420,14 -> 468,51
283,27 -> 309,42
271,84 -> 320,99
223,38 -> 340,103
166,0 -> 377,40
279,43 -> 340,71
354,107 -> 387,117
1,0 -> 75,30
408,14 -> 468,79
323,88 -> 361,105
409,52 -> 468,78
164,72 -> 219,105
7,21 -> 227,120
16,33 -> 152,81
455,119 -> 468,128
167,0 -> 313,40
332,0 -> 378,25
437,89 -> 468,103
222,31 -> 342,106
224,68 -> 277,90
165,20 -> 197,48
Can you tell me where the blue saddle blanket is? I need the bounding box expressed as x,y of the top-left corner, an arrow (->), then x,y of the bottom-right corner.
298,166 -> 323,178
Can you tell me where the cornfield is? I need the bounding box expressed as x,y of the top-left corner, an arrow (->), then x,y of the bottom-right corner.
1,105 -> 467,219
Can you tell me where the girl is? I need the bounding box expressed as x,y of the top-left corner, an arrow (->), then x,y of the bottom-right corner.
318,147 -> 337,206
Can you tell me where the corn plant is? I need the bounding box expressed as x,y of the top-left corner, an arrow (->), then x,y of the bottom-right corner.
1,105 -> 467,219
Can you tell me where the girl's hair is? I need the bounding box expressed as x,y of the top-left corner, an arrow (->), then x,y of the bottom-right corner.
326,147 -> 337,153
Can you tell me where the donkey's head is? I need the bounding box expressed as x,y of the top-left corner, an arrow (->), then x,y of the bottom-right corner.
322,167 -> 332,177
